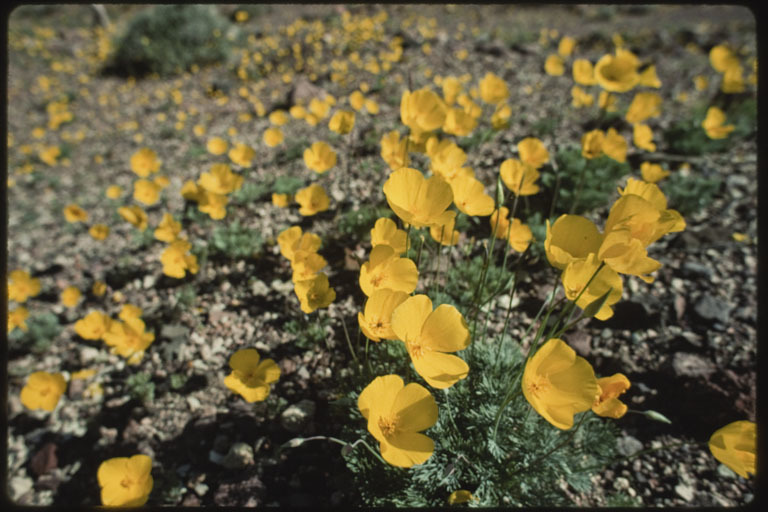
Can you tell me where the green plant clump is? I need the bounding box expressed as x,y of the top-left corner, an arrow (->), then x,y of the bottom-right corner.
126,372 -> 155,403
337,335 -> 618,506
210,220 -> 264,259
661,171 -> 722,217
8,312 -> 61,354
107,5 -> 235,77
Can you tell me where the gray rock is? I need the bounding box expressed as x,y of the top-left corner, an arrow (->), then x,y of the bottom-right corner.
680,262 -> 713,279
220,442 -> 254,469
671,352 -> 715,379
9,475 -> 34,501
616,435 -> 643,457
692,295 -> 731,325
674,483 -> 695,502
161,324 -> 189,340
280,399 -> 316,433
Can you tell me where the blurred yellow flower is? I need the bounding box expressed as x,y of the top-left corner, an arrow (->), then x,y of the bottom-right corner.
154,213 -> 181,243
571,86 -> 595,108
161,239 -> 199,278
500,158 -> 540,196
518,137 -> 549,169
401,88 -> 447,133
633,124 -> 656,152
429,210 -> 460,246
349,90 -> 365,111
304,141 -> 337,173
103,317 -> 155,359
198,163 -> 244,195
269,110 -> 289,126
545,214 -> 603,270
572,59 -> 596,85
708,421 -> 756,479
61,286 -> 81,307
371,217 -> 408,255
8,270 -> 42,303
20,371 -> 67,412
558,36 -> 576,58
478,72 -> 509,105
329,110 -> 355,134
224,348 -> 280,402
640,162 -> 670,183
39,145 -> 61,166
8,306 -> 29,333
721,65 -> 745,93
448,490 -> 475,505
702,106 -> 734,139
594,48 -> 640,92
74,310 -> 112,340
442,76 -> 462,106
602,128 -> 627,163
359,244 -> 419,297
598,91 -> 618,112
522,338 -> 598,429
358,374 -> 438,467
130,148 -> 161,177
97,454 -> 153,507
709,44 -> 740,73
64,203 -> 89,223
228,143 -> 256,167
272,193 -> 291,208
106,185 -> 123,199
380,131 -> 410,171
89,224 -> 109,241
625,92 -> 662,125
562,253 -> 623,320
639,65 -> 661,88
118,205 -> 148,230
491,103 -> 512,130
133,179 -> 161,205
544,54 -> 565,76
442,108 -> 477,137
207,137 -> 229,155
295,183 -> 330,216
450,173 -> 494,216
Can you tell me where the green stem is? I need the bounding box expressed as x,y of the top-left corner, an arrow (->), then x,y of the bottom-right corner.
508,412 -> 589,477
340,316 -> 358,366
285,436 -> 388,466
545,261 -> 605,340
548,151 -> 562,220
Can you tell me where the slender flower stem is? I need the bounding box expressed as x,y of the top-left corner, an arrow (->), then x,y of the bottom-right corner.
340,316 -> 358,366
569,159 -> 589,214
546,261 -> 606,340
548,149 -> 562,220
284,436 -> 387,465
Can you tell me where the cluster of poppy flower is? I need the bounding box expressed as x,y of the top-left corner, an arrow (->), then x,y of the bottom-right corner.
74,304 -> 155,364
182,145 -> 246,220
278,226 -> 336,314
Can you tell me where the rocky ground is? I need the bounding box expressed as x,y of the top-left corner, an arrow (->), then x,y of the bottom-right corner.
6,4 -> 757,507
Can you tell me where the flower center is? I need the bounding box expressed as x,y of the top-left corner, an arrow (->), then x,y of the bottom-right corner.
370,272 -> 386,288
527,374 -> 551,399
120,477 -> 133,489
406,339 -> 426,359
378,415 -> 399,438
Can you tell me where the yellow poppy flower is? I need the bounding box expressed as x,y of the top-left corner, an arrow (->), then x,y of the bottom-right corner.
154,213 -> 181,243
133,179 -> 161,206
708,421 -> 756,479
625,92 -> 662,125
8,269 -> 42,303
400,88 -> 447,133
304,141 -> 337,174
500,158 -> 540,196
545,214 -> 603,270
74,310 -> 112,340
263,127 -> 284,147
702,106 -> 735,139
197,191 -> 228,220
383,167 -> 453,228
391,295 -> 470,389
491,103 -> 512,130
358,289 -> 410,342
544,54 -> 565,76
359,244 -> 418,297
291,251 -> 328,284
721,64 -> 745,93
581,129 -> 605,159
602,128 -> 627,163
88,224 -> 109,240
594,49 -> 641,92
633,124 -> 656,152
571,86 -> 595,108
20,371 -> 67,412
290,105 -> 307,119
429,210 -> 461,246
562,253 -> 623,320
97,454 -> 153,506
130,148 -> 161,177
517,137 -> 549,169
223,348 -> 280,402
640,162 -> 669,183
638,65 -> 661,88
598,91 -> 618,112
198,163 -> 243,195
119,304 -> 142,321
358,374 -> 438,467
106,185 -> 123,199
118,205 -> 148,230
450,173 -> 494,216
92,281 -> 107,297
160,239 -> 199,278
592,373 -> 631,418
269,110 -> 289,126
380,131 -> 410,171
572,59 -> 596,85
448,490 -> 475,504
272,193 -> 291,207
428,140 -> 468,182
522,338 -> 599,429
295,183 -> 330,216
228,143 -> 256,167
206,137 -> 229,155
294,272 -> 336,313
309,97 -> 331,119
506,218 -> 533,253
478,72 -> 509,105
328,110 -> 355,134
371,217 -> 408,255
709,44 -> 740,73
59,286 -> 81,308
558,36 -> 576,58
8,307 -> 29,333
102,318 -> 155,359
278,227 -> 321,262
349,90 -> 365,111
442,76 -> 462,106
63,204 -> 89,223
442,107 -> 477,137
